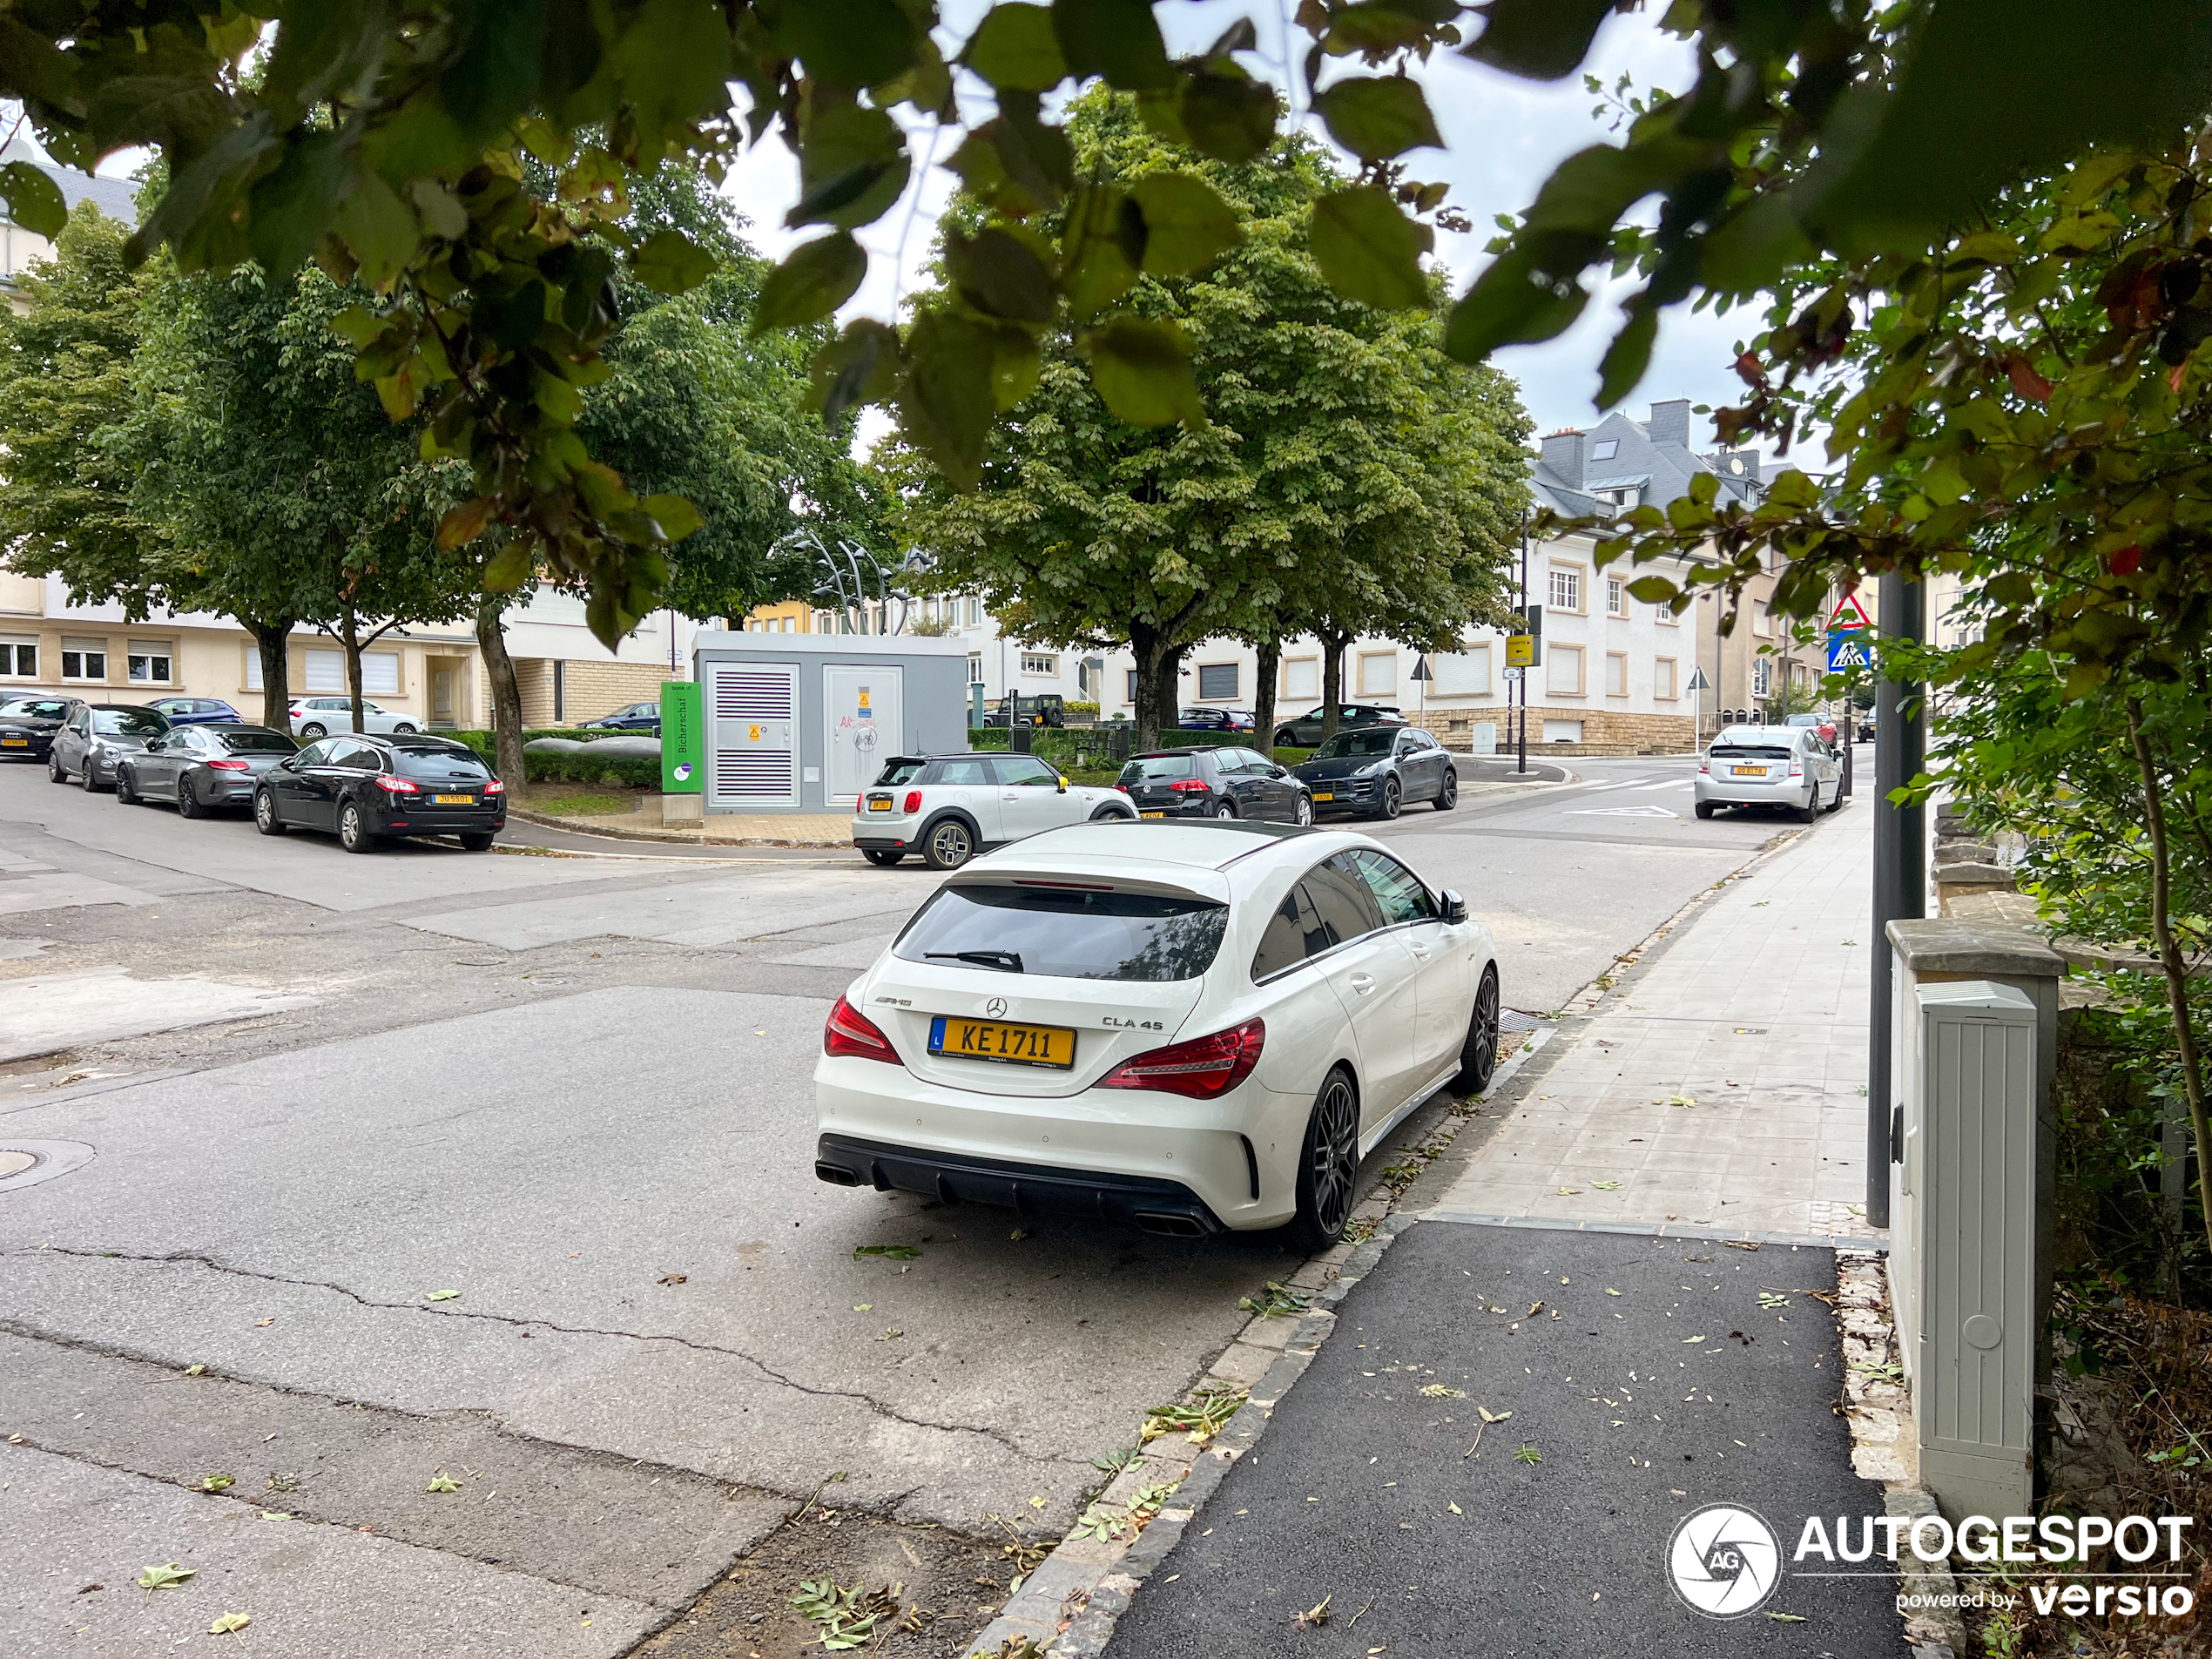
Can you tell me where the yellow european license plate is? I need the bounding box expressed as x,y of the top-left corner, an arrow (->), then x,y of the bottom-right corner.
868,799 -> 893,812
1140,810 -> 1166,819
0,738 -> 24,746
434,792 -> 475,804
1312,791 -> 1334,802
1730,765 -> 1767,776
930,1016 -> 1076,1069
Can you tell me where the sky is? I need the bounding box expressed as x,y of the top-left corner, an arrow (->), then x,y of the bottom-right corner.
713,2 -> 1765,455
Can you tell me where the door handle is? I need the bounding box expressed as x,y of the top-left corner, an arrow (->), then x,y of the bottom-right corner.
1348,972 -> 1376,995
1406,943 -> 1431,961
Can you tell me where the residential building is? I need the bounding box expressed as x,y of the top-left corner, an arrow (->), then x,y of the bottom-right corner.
0,136 -> 137,315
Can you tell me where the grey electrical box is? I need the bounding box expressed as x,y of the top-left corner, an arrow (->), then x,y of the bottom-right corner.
1895,979 -> 2038,1522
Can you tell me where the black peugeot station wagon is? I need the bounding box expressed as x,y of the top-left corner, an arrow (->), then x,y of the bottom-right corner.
255,733 -> 507,853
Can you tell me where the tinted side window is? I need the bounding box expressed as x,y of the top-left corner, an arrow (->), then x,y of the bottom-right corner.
1301,854 -> 1384,948
395,745 -> 489,779
1251,884 -> 1330,981
1352,849 -> 1437,925
293,741 -> 330,765
925,757 -> 993,786
329,741 -> 379,771
993,755 -> 1059,787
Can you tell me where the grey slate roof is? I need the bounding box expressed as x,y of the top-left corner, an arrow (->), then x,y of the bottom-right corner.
1532,398 -> 1764,517
0,137 -> 142,229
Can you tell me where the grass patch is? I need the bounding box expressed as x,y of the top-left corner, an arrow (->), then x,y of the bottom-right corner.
520,786 -> 638,818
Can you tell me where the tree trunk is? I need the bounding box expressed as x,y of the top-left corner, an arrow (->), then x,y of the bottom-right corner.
1130,618 -> 1187,752
1252,635 -> 1281,756
1318,628 -> 1352,745
2127,698 -> 2212,1257
340,606 -> 367,734
249,620 -> 293,732
476,593 -> 526,789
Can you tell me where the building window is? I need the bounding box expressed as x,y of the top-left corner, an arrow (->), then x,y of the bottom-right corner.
1281,656 -> 1319,701
0,640 -> 34,678
967,652 -> 983,685
1548,566 -> 1583,613
1753,602 -> 1771,637
1655,597 -> 1680,626
362,651 -> 401,697
967,596 -> 982,626
1196,661 -> 1238,700
60,638 -> 107,681
1546,643 -> 1585,697
127,643 -> 174,684
1020,652 -> 1056,676
1124,668 -> 1141,703
305,649 -> 346,691
1589,438 -> 1619,462
1605,651 -> 1628,697
1435,644 -> 1490,697
1753,657 -> 1773,698
1607,578 -> 1626,617
1656,657 -> 1678,700
813,610 -> 833,633
1356,651 -> 1396,698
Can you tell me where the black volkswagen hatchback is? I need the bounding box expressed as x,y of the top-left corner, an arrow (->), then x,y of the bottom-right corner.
254,733 -> 506,853
1116,746 -> 1312,824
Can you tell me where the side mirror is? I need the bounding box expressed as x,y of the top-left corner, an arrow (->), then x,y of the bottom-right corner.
144,738 -> 162,751
1440,888 -> 1469,925
1055,776 -> 1068,792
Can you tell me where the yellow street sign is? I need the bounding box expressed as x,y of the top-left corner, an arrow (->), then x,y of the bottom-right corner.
1505,634 -> 1534,666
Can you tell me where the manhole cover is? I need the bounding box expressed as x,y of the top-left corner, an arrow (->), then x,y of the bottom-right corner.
0,1141 -> 93,1192
0,1150 -> 35,1179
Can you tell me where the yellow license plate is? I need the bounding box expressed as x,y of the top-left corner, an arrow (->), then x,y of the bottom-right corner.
0,738 -> 24,746
1730,765 -> 1766,777
433,792 -> 475,804
930,1016 -> 1076,1069
1312,791 -> 1334,801
868,799 -> 893,812
1140,810 -> 1166,819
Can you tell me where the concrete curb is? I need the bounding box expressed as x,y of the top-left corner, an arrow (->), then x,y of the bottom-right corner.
505,807 -> 846,849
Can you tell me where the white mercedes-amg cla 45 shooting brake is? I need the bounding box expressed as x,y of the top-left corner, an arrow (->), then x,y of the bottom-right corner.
813,819 -> 1501,1249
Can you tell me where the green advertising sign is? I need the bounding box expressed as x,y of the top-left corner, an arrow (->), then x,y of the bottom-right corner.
661,679 -> 704,794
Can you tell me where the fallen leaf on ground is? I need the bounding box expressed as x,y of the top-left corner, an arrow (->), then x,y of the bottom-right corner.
1513,1442 -> 1542,1465
1767,1612 -> 1807,1622
183,1365 -> 205,1377
658,1271 -> 687,1286
1683,1335 -> 1707,1345
877,1328 -> 904,1341
1555,1186 -> 1580,1195
853,1304 -> 873,1312
1527,1301 -> 1544,1317
137,1564 -> 194,1589
198,1474 -> 233,1493
423,1290 -> 462,1302
259,1512 -> 290,1521
1669,1095 -> 1696,1108
1592,1180 -> 1622,1190
1009,1228 -> 1028,1241
1447,1501 -> 1462,1514
1293,1595 -> 1332,1629
252,1318 -> 273,1327
426,1473 -> 462,1493
853,1244 -> 921,1261
1476,1406 -> 1512,1423
1604,1288 -> 1622,1297
1724,1240 -> 1761,1252
1418,1384 -> 1466,1399
208,1613 -> 251,1635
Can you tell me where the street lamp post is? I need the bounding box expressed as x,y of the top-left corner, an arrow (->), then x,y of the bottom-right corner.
1865,572 -> 1926,1230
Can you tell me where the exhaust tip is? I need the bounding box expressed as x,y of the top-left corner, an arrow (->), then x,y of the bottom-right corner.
1135,1211 -> 1204,1238
814,1162 -> 862,1187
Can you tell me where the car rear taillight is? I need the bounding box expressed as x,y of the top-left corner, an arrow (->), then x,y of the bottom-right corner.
483,779 -> 506,795
904,790 -> 922,813
824,995 -> 900,1063
206,759 -> 250,771
1167,778 -> 1209,793
1116,782 -> 1130,793
1098,1018 -> 1264,1100
374,775 -> 418,793
1787,759 -> 1804,777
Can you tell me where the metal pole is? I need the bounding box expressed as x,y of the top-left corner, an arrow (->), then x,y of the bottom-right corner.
1866,572 -> 1926,1229
1516,518 -> 1529,774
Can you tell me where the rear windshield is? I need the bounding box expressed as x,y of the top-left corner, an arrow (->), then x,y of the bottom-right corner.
1119,753 -> 1197,782
2,699 -> 71,719
217,730 -> 298,753
893,884 -> 1228,982
93,708 -> 167,735
392,744 -> 489,779
874,759 -> 926,786
1313,730 -> 1397,758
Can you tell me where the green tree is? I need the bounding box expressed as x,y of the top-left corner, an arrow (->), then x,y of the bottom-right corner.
889,91 -> 1523,750
0,203 -> 163,619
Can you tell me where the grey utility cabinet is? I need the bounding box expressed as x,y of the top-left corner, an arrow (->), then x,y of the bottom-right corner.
1893,978 -> 2039,1522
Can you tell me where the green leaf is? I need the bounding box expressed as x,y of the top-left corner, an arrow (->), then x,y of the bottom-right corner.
407,179 -> 469,241
208,1613 -> 251,1635
1595,308 -> 1657,408
1311,186 -> 1430,310
752,233 -> 867,333
1323,4 -> 1436,56
993,333 -> 1042,408
945,227 -> 1056,322
138,1564 -> 195,1590
483,541 -> 536,592
1313,75 -> 1441,162
247,130 -> 349,279
788,102 -> 911,231
899,311 -> 998,491
809,318 -> 902,425
853,1243 -> 923,1260
1462,0 -> 1617,80
641,494 -> 704,543
1178,65 -> 1278,164
0,161 -> 67,238
631,229 -> 717,295
423,1287 -> 463,1302
332,170 -> 421,292
425,1472 -> 463,1493
328,306 -> 388,349
1058,184 -> 1138,320
1626,575 -> 1678,604
1444,246 -> 1588,361
1127,172 -> 1244,275
1696,193 -> 1816,294
770,0 -> 919,88
964,3 -> 1068,91
1053,0 -> 1175,91
1077,315 -> 1205,428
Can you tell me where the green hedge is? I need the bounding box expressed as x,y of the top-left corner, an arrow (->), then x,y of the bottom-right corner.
523,749 -> 660,787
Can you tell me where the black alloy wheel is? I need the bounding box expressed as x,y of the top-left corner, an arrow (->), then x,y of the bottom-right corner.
1375,777 -> 1401,820
1285,1067 -> 1361,1252
339,799 -> 374,853
1694,801 -> 1716,819
47,754 -> 65,784
80,754 -> 102,792
1274,728 -> 1298,747
1434,771 -> 1458,812
176,779 -> 206,818
114,765 -> 138,805
1797,789 -> 1820,825
459,831 -> 495,852
253,790 -> 287,835
862,848 -> 904,867
923,818 -> 974,871
1455,966 -> 1501,1095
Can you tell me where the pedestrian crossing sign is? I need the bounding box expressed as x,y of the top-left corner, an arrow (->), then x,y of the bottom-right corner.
1826,632 -> 1872,671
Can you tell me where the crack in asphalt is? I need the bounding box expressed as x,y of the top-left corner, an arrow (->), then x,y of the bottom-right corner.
17,1244 -> 1065,1464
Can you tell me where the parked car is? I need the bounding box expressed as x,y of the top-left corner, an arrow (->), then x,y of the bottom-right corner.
47,703 -> 171,790
581,701 -> 660,732
287,695 -> 423,739
1177,707 -> 1255,732
813,819 -> 1501,1245
1857,715 -> 1876,743
0,697 -> 76,762
1784,710 -> 1838,747
117,725 -> 299,817
1116,746 -> 1312,826
147,696 -> 243,726
1694,725 -> 1844,822
255,733 -> 505,853
853,751 -> 1135,870
1271,703 -> 1406,748
981,693 -> 1066,728
1292,726 -> 1457,819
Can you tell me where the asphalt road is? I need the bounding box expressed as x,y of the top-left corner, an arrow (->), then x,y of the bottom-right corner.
0,747 -> 1858,1656
1103,1222 -> 1899,1659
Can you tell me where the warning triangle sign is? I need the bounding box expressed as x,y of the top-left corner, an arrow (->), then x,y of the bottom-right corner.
1829,591 -> 1873,631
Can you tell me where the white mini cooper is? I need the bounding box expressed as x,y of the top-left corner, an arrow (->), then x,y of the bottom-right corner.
814,819 -> 1501,1246
852,752 -> 1136,869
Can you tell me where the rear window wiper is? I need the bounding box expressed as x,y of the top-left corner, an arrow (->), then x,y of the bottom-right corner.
926,949 -> 1024,973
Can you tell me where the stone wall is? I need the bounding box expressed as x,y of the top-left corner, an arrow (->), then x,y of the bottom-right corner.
1413,705 -> 1696,754
509,658 -> 670,726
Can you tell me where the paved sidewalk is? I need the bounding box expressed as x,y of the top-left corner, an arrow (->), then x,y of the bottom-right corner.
1429,799 -> 1881,1243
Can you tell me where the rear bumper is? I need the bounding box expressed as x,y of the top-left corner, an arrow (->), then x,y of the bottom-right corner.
852,813 -> 917,847
814,1133 -> 1226,1237
1694,772 -> 1808,807
374,806 -> 507,833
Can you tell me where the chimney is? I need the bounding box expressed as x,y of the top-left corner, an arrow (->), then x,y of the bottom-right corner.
1539,428 -> 1585,489
1647,398 -> 1691,448
1707,446 -> 1762,486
